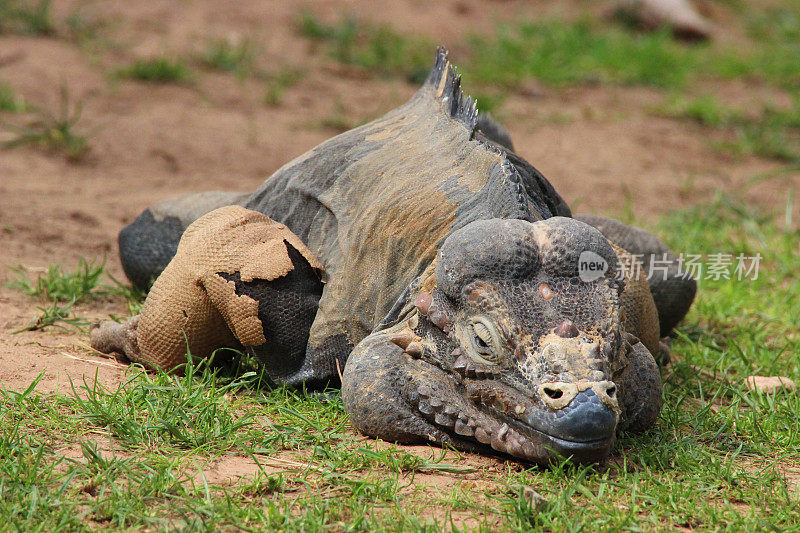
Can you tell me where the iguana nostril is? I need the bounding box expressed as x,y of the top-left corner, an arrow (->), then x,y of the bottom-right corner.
543,387 -> 563,399
555,320 -> 579,338
606,385 -> 616,398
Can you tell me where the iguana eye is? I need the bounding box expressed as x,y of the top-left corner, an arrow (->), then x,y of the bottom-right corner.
539,283 -> 553,300
473,322 -> 492,353
467,318 -> 501,365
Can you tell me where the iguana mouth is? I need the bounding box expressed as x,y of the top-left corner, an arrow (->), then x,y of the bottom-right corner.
505,422 -> 614,464
471,383 -> 616,463
402,357 -> 617,463
490,409 -> 616,463
535,434 -> 615,463
405,384 -> 614,462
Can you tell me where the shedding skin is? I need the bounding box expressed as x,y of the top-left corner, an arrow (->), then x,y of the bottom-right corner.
92,206 -> 324,372
93,48 -> 695,465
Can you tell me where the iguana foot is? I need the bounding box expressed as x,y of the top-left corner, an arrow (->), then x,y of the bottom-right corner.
90,315 -> 141,363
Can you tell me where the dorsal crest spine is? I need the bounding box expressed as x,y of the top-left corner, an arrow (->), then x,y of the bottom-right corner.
424,47 -> 479,132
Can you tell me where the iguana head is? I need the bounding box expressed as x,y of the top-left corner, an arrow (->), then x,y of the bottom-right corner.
346,216 -> 626,464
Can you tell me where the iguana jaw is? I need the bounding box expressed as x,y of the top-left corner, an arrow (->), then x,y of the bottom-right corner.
394,317 -> 619,464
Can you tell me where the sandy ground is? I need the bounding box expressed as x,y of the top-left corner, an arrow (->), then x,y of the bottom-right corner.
1,0 -> 799,485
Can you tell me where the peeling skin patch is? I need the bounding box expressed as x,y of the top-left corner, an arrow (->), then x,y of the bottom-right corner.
238,238 -> 294,282
98,206 -> 324,371
202,272 -> 265,347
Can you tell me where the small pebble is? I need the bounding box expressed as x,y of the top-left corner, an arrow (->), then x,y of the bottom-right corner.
510,484 -> 548,511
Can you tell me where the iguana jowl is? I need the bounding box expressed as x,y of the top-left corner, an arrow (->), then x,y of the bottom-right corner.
91,48 -> 696,464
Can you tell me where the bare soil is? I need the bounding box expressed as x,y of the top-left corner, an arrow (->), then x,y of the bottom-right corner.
1,0 -> 798,483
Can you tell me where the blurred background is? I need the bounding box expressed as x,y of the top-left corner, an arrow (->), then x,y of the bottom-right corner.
0,0 -> 798,268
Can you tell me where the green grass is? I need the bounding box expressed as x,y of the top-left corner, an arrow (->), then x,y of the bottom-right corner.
468,21 -> 698,89
7,257 -> 105,303
657,94 -> 733,128
198,38 -> 254,77
1,85 -> 90,162
733,5 -> 800,88
297,14 -> 702,88
64,8 -> 118,53
316,99 -> 357,132
0,0 -> 54,36
0,360 -> 478,530
115,57 -> 191,84
2,194 -> 799,529
297,12 -> 433,84
262,68 -> 305,107
13,299 -> 93,333
655,193 -> 800,386
658,95 -> 800,164
467,17 -> 800,91
296,7 -> 800,92
6,257 -> 144,332
0,81 -> 27,112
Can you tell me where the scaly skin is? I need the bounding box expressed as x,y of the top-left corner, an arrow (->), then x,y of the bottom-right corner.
93,48 -> 693,465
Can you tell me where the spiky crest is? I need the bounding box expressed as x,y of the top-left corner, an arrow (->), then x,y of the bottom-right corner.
424,47 -> 479,132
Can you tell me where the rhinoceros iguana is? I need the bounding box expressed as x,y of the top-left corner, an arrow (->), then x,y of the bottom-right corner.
91,48 -> 696,464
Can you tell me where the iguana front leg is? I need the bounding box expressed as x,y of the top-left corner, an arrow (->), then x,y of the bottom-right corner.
92,206 -> 325,383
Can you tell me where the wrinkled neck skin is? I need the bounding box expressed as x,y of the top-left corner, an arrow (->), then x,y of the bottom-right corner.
344,217 -> 637,465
